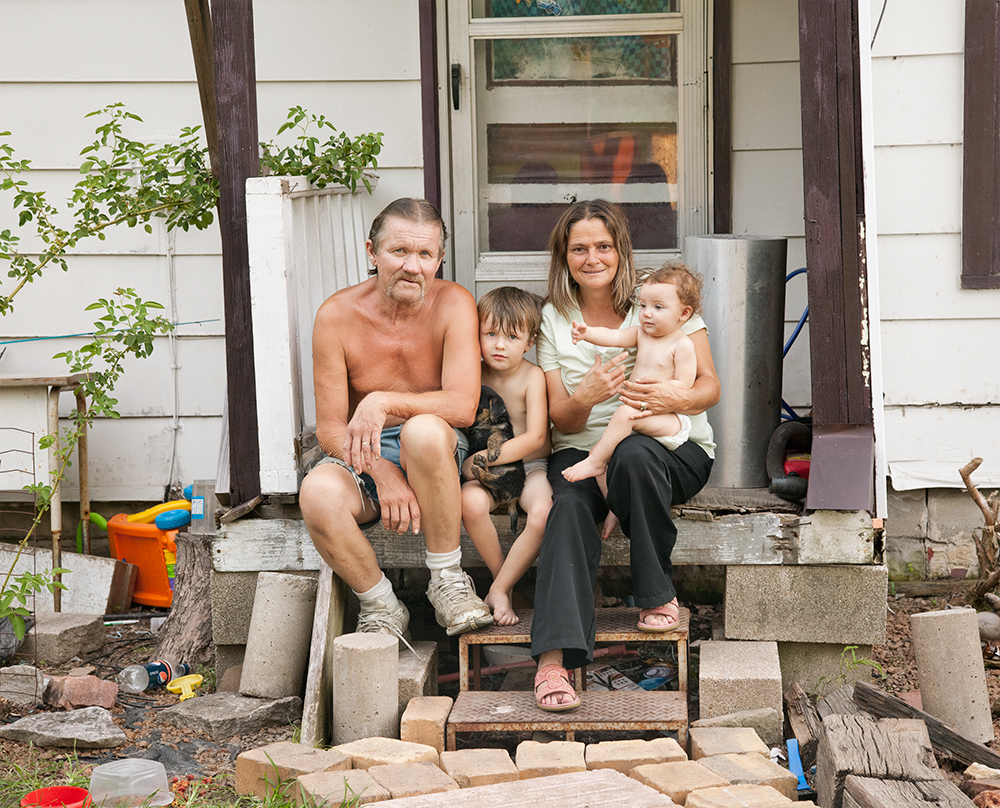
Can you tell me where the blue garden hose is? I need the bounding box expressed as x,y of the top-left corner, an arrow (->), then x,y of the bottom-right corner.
782,269 -> 808,420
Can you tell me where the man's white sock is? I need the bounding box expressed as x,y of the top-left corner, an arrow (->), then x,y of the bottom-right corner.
354,573 -> 400,611
426,548 -> 462,581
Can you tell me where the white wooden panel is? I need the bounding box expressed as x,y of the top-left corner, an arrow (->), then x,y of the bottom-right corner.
731,150 -> 805,236
257,81 -> 424,170
868,0 -> 964,58
873,143 -> 962,235
171,256 -> 226,336
0,387 -> 49,493
254,0 -> 420,81
871,54 -> 963,146
880,319 -> 1000,406
784,238 -> 808,319
0,0 -> 195,82
732,62 -> 802,151
781,324 -> 811,410
0,84 -> 204,168
731,0 -> 800,64
884,405 -> 1000,490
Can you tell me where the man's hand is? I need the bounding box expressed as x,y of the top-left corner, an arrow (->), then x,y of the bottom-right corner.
344,393 -> 388,473
369,462 -> 421,534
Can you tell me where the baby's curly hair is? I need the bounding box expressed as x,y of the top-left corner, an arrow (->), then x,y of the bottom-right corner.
640,262 -> 703,314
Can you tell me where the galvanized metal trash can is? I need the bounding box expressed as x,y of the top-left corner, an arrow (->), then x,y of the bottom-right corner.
684,235 -> 788,489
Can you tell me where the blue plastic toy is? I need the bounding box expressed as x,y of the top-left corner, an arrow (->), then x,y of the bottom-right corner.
155,508 -> 192,531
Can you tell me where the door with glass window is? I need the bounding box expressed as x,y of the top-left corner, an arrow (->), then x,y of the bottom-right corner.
446,0 -> 707,294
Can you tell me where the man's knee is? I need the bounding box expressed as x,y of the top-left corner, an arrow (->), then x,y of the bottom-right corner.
400,414 -> 455,460
301,464 -> 365,522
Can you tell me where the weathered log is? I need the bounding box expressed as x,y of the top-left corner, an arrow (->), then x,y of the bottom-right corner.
784,681 -> 822,767
843,775 -> 973,808
153,532 -> 214,671
853,681 -> 1000,769
818,684 -> 864,719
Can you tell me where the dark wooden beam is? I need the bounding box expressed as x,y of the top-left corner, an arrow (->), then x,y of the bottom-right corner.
184,0 -> 218,175
961,0 -> 1000,290
712,0 -> 733,235
211,0 -> 261,506
419,0 -> 442,211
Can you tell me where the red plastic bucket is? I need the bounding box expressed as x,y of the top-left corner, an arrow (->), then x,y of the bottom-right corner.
21,787 -> 92,808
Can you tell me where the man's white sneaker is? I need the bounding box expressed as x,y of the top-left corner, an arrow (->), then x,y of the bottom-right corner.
356,598 -> 414,652
426,567 -> 493,636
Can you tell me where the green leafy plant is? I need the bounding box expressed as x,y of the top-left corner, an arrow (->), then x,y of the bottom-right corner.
259,105 -> 383,193
813,644 -> 888,698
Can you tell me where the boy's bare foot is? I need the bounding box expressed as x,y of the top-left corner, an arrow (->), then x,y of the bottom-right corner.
485,589 -> 519,625
561,456 -> 607,482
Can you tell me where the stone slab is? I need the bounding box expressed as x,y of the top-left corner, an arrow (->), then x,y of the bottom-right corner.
365,769 -> 676,806
368,762 -> 459,798
689,727 -> 769,759
0,664 -> 47,706
439,748 -> 519,788
157,692 -> 302,740
400,696 -> 452,753
698,754 -> 799,799
0,705 -> 126,748
725,565 -> 887,645
296,769 -> 390,805
691,708 -> 783,749
631,759 -> 731,804
44,674 -> 117,710
235,740 -> 350,797
333,737 -> 440,769
684,784 -> 793,807
515,740 -> 586,779
797,511 -> 876,564
398,642 -> 438,721
585,738 -> 687,774
18,611 -> 104,665
699,641 -> 783,720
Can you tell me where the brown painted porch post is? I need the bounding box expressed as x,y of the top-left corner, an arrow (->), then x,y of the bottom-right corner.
211,0 -> 261,506
798,0 -> 875,510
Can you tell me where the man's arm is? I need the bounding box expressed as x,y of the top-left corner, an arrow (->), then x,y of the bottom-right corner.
313,295 -> 352,459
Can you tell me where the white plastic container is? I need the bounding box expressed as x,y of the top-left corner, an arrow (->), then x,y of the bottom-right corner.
88,759 -> 173,807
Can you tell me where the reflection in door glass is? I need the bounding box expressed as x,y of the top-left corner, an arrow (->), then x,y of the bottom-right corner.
475,0 -> 678,19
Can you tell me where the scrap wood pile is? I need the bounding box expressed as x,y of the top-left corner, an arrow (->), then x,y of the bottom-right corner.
785,679 -> 1000,807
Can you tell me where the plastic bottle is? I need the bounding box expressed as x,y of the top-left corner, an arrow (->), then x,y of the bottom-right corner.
116,659 -> 189,694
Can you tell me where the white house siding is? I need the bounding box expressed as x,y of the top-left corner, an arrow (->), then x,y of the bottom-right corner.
728,0 -> 810,413
0,0 -> 427,505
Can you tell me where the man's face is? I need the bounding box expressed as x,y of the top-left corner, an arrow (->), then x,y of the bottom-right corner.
366,217 -> 444,304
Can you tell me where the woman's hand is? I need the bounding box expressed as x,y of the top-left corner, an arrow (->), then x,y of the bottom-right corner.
574,352 -> 629,408
343,393 -> 387,472
620,377 -> 691,420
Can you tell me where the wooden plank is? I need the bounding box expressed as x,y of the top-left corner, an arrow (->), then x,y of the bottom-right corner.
712,0 -> 733,235
844,775 -> 973,808
853,681 -> 1000,769
818,684 -> 863,720
184,0 -> 218,175
784,681 -> 823,767
418,0 -> 441,209
212,512 -> 797,573
211,0 -> 261,505
300,562 -> 347,748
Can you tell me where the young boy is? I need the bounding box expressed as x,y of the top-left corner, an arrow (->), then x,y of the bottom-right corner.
462,287 -> 552,626
562,263 -> 702,484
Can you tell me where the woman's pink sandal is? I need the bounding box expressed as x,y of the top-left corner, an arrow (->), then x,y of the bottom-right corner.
637,598 -> 680,633
534,663 -> 581,712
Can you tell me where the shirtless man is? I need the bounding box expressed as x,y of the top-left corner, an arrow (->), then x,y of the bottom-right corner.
299,198 -> 493,640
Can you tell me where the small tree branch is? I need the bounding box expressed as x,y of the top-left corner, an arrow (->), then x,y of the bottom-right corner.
960,458 -> 997,527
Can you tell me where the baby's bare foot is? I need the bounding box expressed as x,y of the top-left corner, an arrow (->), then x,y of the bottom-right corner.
562,456 -> 607,482
485,589 -> 519,626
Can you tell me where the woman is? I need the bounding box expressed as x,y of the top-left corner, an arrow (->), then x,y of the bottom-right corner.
531,199 -> 720,711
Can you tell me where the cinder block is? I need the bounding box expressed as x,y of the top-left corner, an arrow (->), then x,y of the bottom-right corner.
439,748 -> 519,787
699,641 -> 782,721
698,754 -> 799,800
884,537 -> 927,581
886,487 -> 927,539
724,566 -> 887,645
777,642 -> 874,695
585,738 -> 686,773
797,511 -> 876,564
927,490 -> 983,577
211,570 -> 258,645
295,769 -> 389,805
515,740 -> 586,779
684,784 -> 794,807
631,760 -> 730,804
235,741 -> 350,797
18,612 -> 104,665
332,737 -> 439,769
367,761 -> 458,798
400,696 -> 452,753
691,709 -> 783,749
689,727 -> 768,760
398,643 -> 439,721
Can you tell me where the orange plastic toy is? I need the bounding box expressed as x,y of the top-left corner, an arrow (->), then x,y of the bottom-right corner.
106,513 -> 177,608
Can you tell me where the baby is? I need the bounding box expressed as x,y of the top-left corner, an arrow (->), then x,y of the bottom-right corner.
562,264 -> 702,484
461,287 -> 552,625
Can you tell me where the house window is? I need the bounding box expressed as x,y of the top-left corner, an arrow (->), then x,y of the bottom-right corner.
447,0 -> 707,292
961,0 -> 1000,289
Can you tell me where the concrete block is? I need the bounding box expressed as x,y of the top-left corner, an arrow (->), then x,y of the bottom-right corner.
778,642 -> 874,696
927,489 -> 987,577
585,738 -> 687,773
215,643 -> 246,685
699,641 -> 783,720
697,754 -> 799,800
211,570 -> 258,645
333,634 -> 399,744
367,761 -> 459,798
689,727 -> 768,760
0,665 -> 46,706
332,737 -> 439,769
439,748 -> 519,787
884,537 -> 927,581
0,545 -> 134,615
724,565 -> 887,645
44,675 -> 117,710
631,760 -> 730,804
400,696 -> 452,753
685,785 -> 793,807
218,664 -> 243,693
911,607 -> 993,743
886,487 -> 927,539
797,511 -> 876,564
691,709 -> 783,749
295,769 -> 389,805
241,572 -> 318,700
515,740 -> 586,779
398,641 -> 438,721
235,741 -> 350,797
18,612 -> 104,665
